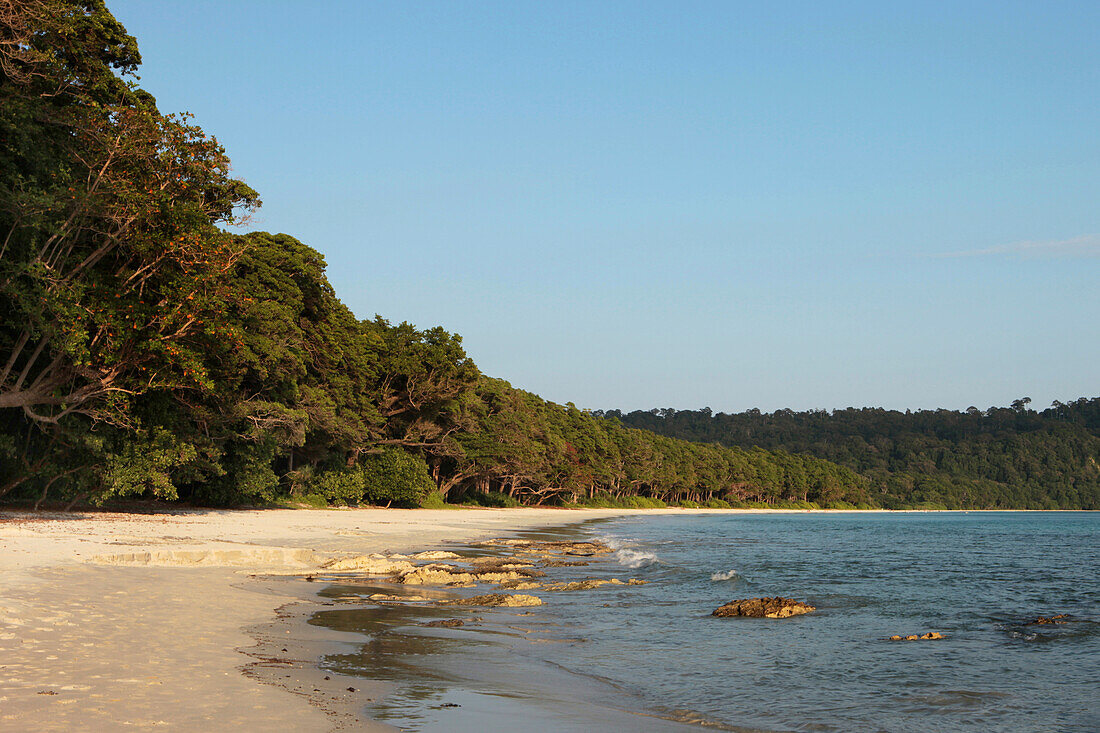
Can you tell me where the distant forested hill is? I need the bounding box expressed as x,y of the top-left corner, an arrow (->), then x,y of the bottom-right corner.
604,400 -> 1100,509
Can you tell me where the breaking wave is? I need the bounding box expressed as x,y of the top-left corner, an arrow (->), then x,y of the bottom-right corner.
615,548 -> 659,568
710,569 -> 740,581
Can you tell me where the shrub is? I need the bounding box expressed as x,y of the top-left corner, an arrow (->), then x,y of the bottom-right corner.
308,469 -> 365,506
704,498 -> 732,509
419,491 -> 447,509
360,449 -> 436,507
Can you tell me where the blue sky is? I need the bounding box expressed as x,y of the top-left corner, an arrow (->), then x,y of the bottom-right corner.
110,0 -> 1099,413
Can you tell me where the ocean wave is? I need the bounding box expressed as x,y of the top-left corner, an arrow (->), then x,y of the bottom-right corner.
614,549 -> 659,568
710,569 -> 740,581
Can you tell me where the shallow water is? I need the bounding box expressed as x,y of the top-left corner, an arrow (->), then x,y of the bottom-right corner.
314,512 -> 1100,732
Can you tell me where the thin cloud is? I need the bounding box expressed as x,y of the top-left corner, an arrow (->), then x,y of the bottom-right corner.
938,234 -> 1100,259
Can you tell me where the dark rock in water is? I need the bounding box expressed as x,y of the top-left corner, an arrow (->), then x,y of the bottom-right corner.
1028,614 -> 1071,625
713,597 -> 815,618
422,618 -> 465,628
889,632 -> 945,641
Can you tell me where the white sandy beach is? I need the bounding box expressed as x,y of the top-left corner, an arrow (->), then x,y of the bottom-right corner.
0,506 -> 665,731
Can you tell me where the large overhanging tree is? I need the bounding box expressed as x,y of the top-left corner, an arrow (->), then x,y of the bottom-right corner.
0,0 -> 259,426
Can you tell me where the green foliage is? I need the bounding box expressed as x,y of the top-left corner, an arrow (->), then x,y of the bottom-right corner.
307,469 -> 365,506
359,449 -> 436,508
610,400 -> 1100,510
94,427 -> 196,503
419,491 -> 448,509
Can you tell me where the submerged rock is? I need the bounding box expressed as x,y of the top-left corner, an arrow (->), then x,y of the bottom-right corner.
544,578 -> 649,591
445,593 -> 543,607
469,556 -> 535,570
421,618 -> 465,628
712,597 -> 816,618
1028,614 -> 1071,625
369,593 -> 431,603
476,539 -> 612,556
889,632 -> 945,641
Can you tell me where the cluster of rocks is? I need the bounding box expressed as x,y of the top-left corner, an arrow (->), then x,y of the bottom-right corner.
318,538 -> 649,609
1028,614 -> 1070,625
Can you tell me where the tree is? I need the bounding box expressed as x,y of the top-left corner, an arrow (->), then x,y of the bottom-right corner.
0,0 -> 258,428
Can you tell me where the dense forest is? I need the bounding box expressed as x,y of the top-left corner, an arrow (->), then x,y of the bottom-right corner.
1,2 -> 1093,512
0,0 -> 872,510
606,399 -> 1100,509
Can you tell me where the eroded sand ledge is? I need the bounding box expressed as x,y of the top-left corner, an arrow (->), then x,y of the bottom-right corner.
0,506 -> 699,731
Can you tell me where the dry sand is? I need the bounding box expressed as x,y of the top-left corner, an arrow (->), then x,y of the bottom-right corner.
0,506 -> 649,731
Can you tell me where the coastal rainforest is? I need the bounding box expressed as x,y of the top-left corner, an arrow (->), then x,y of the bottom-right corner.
0,2 -> 1093,511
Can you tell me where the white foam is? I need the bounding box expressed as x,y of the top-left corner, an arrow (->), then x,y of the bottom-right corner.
615,549 -> 659,568
710,569 -> 740,581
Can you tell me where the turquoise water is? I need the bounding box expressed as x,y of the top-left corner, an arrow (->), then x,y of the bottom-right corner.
316,512 -> 1100,732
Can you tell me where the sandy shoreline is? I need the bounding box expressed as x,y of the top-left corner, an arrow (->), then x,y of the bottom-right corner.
1,506 -> 1053,730
0,506 -> 669,731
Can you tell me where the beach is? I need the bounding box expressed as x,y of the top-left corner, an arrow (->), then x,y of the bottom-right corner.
0,506 -> 665,731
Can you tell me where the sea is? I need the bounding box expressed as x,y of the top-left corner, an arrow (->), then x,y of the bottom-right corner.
309,512 -> 1100,732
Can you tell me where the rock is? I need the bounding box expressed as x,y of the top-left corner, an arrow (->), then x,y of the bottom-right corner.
544,578 -> 647,591
540,560 -> 591,567
1028,614 -> 1071,625
398,564 -> 477,585
411,550 -> 462,561
545,579 -> 616,591
369,593 -> 431,602
321,556 -> 415,575
496,580 -> 542,591
712,597 -> 816,618
421,618 -> 465,628
444,593 -> 543,607
889,632 -> 945,641
469,556 -> 535,570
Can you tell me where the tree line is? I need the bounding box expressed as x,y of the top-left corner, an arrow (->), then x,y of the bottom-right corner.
0,1 -> 872,510
604,399 -> 1100,509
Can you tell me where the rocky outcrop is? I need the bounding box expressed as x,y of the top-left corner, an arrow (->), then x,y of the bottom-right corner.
398,563 -> 478,585
469,556 -> 535,570
712,597 -> 816,618
495,579 -> 543,590
889,632 -> 945,640
411,550 -> 462,561
444,593 -> 543,607
320,555 -> 415,575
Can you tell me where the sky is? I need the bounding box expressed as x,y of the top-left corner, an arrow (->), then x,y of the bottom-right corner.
109,0 -> 1099,414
